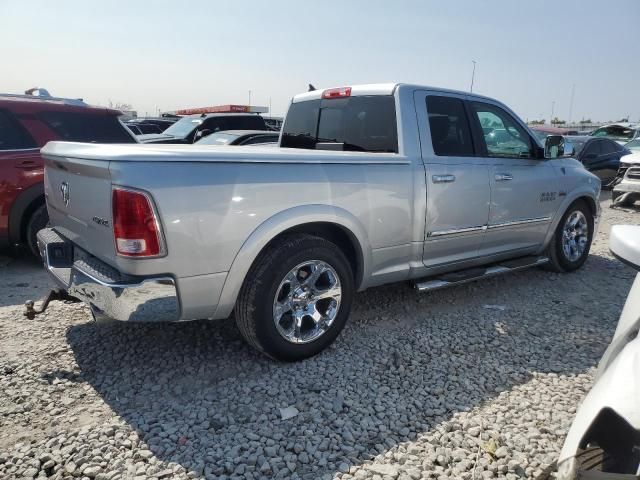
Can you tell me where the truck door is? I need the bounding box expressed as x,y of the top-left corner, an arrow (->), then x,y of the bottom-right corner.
466,100 -> 560,256
414,91 -> 491,268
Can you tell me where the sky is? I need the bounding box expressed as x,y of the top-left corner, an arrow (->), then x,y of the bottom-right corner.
1,0 -> 639,123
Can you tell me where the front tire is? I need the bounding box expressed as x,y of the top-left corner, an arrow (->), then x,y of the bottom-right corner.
26,204 -> 49,258
546,200 -> 593,272
235,234 -> 354,361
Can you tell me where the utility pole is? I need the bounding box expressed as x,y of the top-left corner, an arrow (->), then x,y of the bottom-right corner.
470,60 -> 477,93
248,90 -> 252,106
269,96 -> 272,119
551,101 -> 555,125
568,84 -> 575,125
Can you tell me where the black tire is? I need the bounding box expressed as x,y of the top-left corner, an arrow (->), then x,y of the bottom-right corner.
235,234 -> 354,361
26,204 -> 49,258
546,200 -> 593,273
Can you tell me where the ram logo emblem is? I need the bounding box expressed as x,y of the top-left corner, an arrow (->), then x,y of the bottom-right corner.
60,182 -> 70,207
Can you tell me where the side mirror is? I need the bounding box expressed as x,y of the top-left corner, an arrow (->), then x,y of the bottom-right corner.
544,135 -> 574,159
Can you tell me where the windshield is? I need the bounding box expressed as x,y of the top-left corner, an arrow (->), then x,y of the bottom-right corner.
592,125 -> 636,141
162,117 -> 203,137
196,132 -> 239,145
625,139 -> 640,152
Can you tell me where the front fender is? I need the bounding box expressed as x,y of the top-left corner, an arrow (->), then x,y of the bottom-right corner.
213,204 -> 372,319
541,181 -> 600,251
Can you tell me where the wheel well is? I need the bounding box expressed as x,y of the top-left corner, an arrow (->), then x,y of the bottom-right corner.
16,196 -> 45,243
578,408 -> 640,473
577,196 -> 597,218
266,222 -> 363,288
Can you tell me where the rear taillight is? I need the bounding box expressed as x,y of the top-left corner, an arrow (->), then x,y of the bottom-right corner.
112,187 -> 163,257
322,87 -> 351,99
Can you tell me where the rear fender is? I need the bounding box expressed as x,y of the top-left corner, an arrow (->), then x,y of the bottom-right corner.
213,204 -> 371,319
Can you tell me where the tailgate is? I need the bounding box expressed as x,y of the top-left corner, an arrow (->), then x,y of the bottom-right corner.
43,147 -> 116,265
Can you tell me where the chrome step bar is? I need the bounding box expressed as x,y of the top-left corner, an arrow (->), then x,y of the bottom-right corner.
414,256 -> 549,292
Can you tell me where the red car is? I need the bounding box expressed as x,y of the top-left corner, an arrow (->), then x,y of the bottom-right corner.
0,89 -> 136,255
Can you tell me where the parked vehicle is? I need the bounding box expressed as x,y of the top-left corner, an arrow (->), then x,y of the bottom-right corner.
36,83 -> 600,360
125,123 -> 142,135
565,136 -> 630,187
556,224 -> 640,479
0,89 -> 136,255
624,138 -> 640,154
612,150 -> 640,206
591,122 -> 640,145
125,122 -> 163,135
127,117 -> 177,132
530,125 -> 579,142
195,130 -> 280,146
264,117 -> 283,131
138,113 -> 268,144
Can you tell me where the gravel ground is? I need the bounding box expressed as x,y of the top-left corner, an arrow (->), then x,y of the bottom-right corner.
1,194 -> 638,480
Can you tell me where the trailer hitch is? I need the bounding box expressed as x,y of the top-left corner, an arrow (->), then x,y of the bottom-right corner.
24,289 -> 80,320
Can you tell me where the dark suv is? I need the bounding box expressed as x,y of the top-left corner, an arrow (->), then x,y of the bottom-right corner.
137,113 -> 268,144
0,90 -> 136,255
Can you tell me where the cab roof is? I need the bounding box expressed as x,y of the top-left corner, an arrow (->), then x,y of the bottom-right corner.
291,83 -> 499,104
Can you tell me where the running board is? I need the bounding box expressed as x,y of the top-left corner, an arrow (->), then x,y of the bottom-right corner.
414,256 -> 549,292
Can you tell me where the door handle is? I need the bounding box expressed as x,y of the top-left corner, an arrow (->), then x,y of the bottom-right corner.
432,174 -> 456,184
494,173 -> 513,181
14,161 -> 39,170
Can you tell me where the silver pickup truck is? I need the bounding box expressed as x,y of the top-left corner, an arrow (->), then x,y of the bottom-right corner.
38,83 -> 601,360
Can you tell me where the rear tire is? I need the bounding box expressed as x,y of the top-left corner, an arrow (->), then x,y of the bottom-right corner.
546,200 -> 593,272
26,204 -> 49,258
235,234 -> 354,361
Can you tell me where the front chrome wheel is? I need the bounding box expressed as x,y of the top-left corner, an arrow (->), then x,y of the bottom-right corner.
562,210 -> 589,262
272,260 -> 342,344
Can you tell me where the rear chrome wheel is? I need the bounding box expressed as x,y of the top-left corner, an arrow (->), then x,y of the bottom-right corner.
273,260 -> 342,344
235,234 -> 354,361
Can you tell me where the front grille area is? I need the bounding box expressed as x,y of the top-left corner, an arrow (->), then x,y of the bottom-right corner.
626,167 -> 640,180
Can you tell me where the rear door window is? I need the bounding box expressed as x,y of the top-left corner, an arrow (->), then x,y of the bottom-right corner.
281,96 -> 398,153
39,112 -> 135,143
426,96 -> 474,156
0,110 -> 37,150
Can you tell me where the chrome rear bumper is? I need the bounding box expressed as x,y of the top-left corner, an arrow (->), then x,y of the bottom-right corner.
37,228 -> 180,322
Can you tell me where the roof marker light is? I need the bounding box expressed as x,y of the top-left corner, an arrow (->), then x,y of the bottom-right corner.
322,87 -> 352,99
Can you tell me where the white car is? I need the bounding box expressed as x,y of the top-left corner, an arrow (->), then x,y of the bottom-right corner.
556,225 -> 640,478
612,151 -> 640,206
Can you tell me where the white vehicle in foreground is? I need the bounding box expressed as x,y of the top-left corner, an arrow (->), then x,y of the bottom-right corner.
557,225 -> 640,478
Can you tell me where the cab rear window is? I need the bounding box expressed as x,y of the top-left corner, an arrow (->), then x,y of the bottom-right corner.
281,96 -> 398,153
39,112 -> 136,143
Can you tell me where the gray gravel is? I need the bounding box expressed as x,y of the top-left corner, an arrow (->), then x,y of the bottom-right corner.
0,194 -> 638,480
